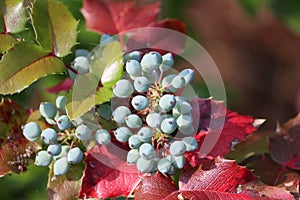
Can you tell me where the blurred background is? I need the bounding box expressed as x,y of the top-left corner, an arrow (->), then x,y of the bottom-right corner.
1,0 -> 300,199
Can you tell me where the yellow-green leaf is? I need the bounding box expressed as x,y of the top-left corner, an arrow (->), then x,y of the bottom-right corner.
66,41 -> 123,120
95,87 -> 113,104
0,41 -> 65,94
31,0 -> 78,56
0,34 -> 15,52
66,75 -> 98,120
48,0 -> 78,57
0,0 -> 27,33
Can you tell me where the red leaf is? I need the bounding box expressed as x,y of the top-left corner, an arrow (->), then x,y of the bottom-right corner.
180,157 -> 256,192
79,145 -> 141,199
185,98 -> 258,167
46,78 -> 74,93
269,114 -> 300,170
164,190 -> 254,200
81,0 -> 160,34
0,99 -> 38,176
134,172 -> 177,200
125,19 -> 187,55
239,183 -> 295,200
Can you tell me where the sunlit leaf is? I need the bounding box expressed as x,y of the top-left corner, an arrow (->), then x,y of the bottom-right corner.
31,0 -> 78,56
66,41 -> 123,120
95,87 -> 113,105
0,0 -> 27,33
0,41 -> 65,95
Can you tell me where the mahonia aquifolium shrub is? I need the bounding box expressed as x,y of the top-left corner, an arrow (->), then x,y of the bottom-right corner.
23,34 -> 198,175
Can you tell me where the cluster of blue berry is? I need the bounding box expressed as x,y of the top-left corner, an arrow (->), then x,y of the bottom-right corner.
23,35 -> 198,175
109,50 -> 198,174
22,96 -> 87,176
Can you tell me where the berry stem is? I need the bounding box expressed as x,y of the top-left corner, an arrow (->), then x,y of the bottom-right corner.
159,70 -> 164,84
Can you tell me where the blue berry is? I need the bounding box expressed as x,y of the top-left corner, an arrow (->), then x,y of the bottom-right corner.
39,102 -> 57,119
136,157 -> 155,173
75,124 -> 91,140
100,34 -> 115,46
182,137 -> 198,152
159,94 -> 176,112
125,114 -> 142,128
98,104 -> 112,120
95,129 -> 111,145
54,157 -> 70,176
133,76 -> 150,93
56,96 -> 66,112
179,69 -> 194,85
67,147 -> 84,164
161,74 -> 176,92
160,53 -> 174,72
131,95 -> 149,111
171,75 -> 185,89
57,115 -> 71,130
114,127 -> 132,142
47,144 -> 62,156
75,49 -> 89,57
126,60 -> 142,76
72,56 -> 90,74
139,143 -> 156,160
113,79 -> 134,98
54,145 -> 70,161
146,112 -> 162,128
35,150 -> 53,167
140,51 -> 162,73
160,117 -> 177,134
137,127 -> 153,143
23,122 -> 41,142
176,115 -> 193,129
123,51 -> 141,62
168,155 -> 186,169
178,126 -> 195,135
41,128 -> 58,144
112,106 -> 131,123
128,135 -> 142,149
173,100 -> 192,115
170,141 -> 186,156
127,149 -> 140,164
157,158 -> 172,174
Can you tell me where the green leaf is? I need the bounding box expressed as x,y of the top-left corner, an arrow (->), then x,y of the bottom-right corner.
0,34 -> 15,52
31,0 -> 78,56
0,0 -> 27,33
66,74 -> 98,120
0,7 -> 4,33
66,41 -> 123,120
225,131 -> 271,163
48,0 -> 78,57
47,162 -> 85,200
0,41 -> 65,94
30,0 -> 52,51
95,87 -> 113,104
